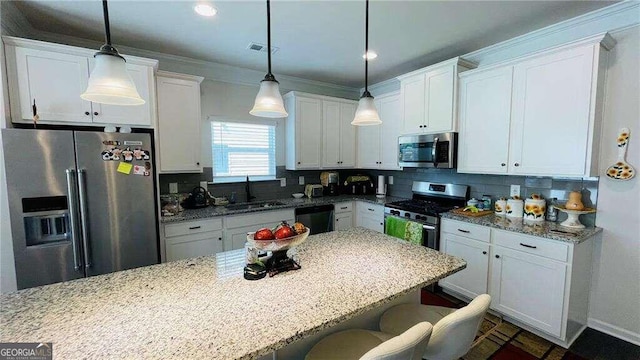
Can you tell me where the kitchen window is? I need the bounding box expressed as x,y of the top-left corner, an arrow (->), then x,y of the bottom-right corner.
211,120 -> 276,183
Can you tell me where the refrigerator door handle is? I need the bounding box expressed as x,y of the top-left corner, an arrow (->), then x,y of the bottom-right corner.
78,169 -> 91,268
65,169 -> 83,271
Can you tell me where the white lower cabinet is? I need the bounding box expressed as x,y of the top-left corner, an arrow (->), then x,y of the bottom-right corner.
439,233 -> 490,299
163,219 -> 224,262
334,201 -> 354,231
439,218 -> 595,347
355,202 -> 384,233
490,245 -> 567,337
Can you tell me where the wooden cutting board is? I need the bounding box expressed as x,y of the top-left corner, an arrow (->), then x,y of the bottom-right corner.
450,208 -> 493,217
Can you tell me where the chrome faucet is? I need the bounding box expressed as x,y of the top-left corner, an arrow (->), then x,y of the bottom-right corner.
246,176 -> 256,202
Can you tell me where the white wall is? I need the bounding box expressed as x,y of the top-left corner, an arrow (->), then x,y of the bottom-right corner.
589,25 -> 640,345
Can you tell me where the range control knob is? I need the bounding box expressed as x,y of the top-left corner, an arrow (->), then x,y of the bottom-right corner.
404,213 -> 411,218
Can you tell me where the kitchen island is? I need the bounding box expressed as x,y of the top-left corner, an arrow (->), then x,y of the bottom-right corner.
0,228 -> 465,360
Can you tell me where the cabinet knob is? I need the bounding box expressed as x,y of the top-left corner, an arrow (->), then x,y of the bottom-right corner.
93,112 -> 99,116
85,111 -> 90,116
482,251 -> 487,255
501,163 -> 506,167
380,222 -> 383,226
419,125 -> 423,128
297,162 -> 301,164
495,254 -> 500,259
218,237 -> 222,241
514,163 -> 520,167
196,162 -> 200,166
336,219 -> 339,222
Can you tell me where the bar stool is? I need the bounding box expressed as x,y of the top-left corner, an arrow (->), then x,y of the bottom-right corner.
305,321 -> 433,360
379,294 -> 491,360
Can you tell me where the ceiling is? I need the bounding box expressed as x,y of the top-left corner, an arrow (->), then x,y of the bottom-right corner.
14,0 -> 616,88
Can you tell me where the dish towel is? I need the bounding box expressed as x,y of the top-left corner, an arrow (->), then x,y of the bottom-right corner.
404,221 -> 424,246
385,216 -> 408,239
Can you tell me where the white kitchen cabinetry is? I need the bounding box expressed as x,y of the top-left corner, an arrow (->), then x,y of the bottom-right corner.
163,218 -> 224,262
355,201 -> 384,233
223,209 -> 295,251
457,67 -> 513,174
322,101 -> 356,168
457,34 -> 614,177
439,218 -> 596,347
398,57 -> 475,135
285,92 -> 357,170
356,93 -> 402,170
156,71 -> 204,173
439,219 -> 491,299
4,37 -> 158,127
334,201 -> 354,231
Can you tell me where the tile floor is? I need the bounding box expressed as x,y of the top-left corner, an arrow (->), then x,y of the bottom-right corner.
421,290 -> 640,360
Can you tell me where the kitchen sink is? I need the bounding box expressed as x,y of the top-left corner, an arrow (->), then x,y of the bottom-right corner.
224,201 -> 285,211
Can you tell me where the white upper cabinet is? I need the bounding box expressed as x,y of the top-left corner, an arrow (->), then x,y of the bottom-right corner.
458,67 -> 514,174
356,93 -> 402,170
457,34 -> 613,178
322,101 -> 356,168
156,71 -> 204,173
285,92 -> 357,170
399,57 -> 475,135
508,46 -> 597,176
4,37 -> 158,128
11,47 -> 92,124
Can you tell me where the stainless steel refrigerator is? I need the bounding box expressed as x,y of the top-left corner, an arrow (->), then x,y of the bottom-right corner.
2,129 -> 159,290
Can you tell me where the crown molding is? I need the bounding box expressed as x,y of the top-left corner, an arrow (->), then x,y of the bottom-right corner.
461,0 -> 639,66
156,71 -> 204,84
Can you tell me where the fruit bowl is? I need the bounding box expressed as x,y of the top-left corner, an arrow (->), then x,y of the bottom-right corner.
247,227 -> 310,252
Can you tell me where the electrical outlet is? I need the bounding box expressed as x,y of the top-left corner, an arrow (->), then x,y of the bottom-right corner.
388,176 -> 394,185
510,184 -> 521,198
298,176 -> 305,185
280,178 -> 286,187
169,183 -> 178,194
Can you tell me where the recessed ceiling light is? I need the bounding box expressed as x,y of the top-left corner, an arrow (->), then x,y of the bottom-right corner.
362,50 -> 378,60
194,4 -> 217,17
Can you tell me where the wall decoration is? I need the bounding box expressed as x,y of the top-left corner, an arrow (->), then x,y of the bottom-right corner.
606,128 -> 635,180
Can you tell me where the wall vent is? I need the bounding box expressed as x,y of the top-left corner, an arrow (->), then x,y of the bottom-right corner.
247,42 -> 279,54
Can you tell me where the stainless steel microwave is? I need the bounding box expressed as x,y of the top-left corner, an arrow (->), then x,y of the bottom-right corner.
398,132 -> 457,168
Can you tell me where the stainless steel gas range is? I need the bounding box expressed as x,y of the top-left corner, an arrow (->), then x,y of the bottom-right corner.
384,182 -> 469,251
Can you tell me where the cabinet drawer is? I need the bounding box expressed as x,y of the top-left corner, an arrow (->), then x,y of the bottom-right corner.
166,230 -> 224,262
334,201 -> 353,213
164,218 -> 223,238
357,202 -> 384,217
441,219 -> 490,243
493,230 -> 569,262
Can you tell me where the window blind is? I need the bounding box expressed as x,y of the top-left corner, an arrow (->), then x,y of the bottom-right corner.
211,121 -> 276,183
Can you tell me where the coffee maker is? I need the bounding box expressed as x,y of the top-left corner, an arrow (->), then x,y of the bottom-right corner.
320,172 -> 340,196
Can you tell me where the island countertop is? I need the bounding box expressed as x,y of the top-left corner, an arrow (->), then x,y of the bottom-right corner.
0,228 -> 466,360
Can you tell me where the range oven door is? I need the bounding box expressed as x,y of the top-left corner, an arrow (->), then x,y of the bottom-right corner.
398,132 -> 456,168
384,215 -> 439,251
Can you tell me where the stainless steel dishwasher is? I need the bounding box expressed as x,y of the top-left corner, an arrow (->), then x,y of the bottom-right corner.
295,204 -> 334,235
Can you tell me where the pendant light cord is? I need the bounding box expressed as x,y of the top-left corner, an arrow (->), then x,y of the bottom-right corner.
102,0 -> 112,46
364,0 -> 369,93
266,0 -> 274,78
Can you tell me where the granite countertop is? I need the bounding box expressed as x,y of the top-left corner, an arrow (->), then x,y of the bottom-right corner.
441,212 -> 602,244
0,228 -> 466,360
161,194 -> 406,223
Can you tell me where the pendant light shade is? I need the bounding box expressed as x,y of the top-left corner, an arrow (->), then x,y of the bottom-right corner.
250,78 -> 287,118
251,0 -> 288,118
352,0 -> 381,126
352,93 -> 381,125
81,52 -> 144,105
81,0 -> 144,106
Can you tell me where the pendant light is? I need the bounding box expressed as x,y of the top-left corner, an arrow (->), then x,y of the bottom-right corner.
81,0 -> 145,106
352,0 -> 381,126
250,0 -> 288,118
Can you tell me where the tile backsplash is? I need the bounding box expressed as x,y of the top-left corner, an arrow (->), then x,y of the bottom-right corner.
159,167 -> 599,226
